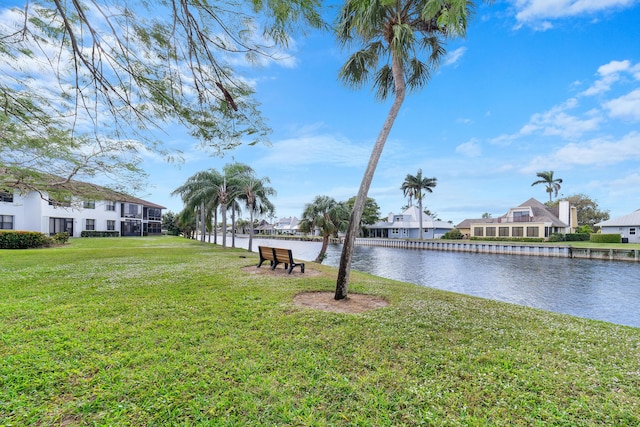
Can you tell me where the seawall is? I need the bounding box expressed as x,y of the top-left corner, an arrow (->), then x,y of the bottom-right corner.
354,238 -> 640,262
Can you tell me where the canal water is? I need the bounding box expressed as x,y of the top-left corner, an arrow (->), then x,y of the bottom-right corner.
232,237 -> 640,328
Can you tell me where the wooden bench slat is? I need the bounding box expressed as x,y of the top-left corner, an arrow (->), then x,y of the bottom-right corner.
257,245 -> 305,274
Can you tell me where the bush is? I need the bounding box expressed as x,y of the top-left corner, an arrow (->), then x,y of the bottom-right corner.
80,231 -> 120,237
564,233 -> 590,242
0,231 -> 51,249
53,232 -> 70,244
590,233 -> 621,244
441,229 -> 463,239
548,233 -> 565,242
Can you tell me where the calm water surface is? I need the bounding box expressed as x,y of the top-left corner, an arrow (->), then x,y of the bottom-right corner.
234,237 -> 640,328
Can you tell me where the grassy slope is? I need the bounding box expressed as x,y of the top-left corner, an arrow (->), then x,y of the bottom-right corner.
1,236 -> 639,426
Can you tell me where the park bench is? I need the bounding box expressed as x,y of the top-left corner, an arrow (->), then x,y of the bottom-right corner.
257,245 -> 305,274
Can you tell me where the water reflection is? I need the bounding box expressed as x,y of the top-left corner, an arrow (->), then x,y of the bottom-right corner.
235,237 -> 640,328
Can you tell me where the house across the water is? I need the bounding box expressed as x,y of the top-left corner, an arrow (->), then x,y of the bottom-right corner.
366,206 -> 454,239
456,198 -> 576,240
596,209 -> 640,243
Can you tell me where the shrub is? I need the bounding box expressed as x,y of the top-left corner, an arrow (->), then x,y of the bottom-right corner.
0,231 -> 51,249
80,231 -> 120,238
53,232 -> 70,244
564,233 -> 590,242
590,233 -> 621,244
441,229 -> 463,239
548,233 -> 565,242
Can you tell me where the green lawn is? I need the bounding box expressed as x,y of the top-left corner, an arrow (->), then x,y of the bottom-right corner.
1,236 -> 639,426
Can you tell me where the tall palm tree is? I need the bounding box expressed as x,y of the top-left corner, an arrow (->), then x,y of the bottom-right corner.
223,162 -> 257,248
531,170 -> 563,202
299,195 -> 350,263
171,169 -> 222,243
401,169 -> 437,239
236,172 -> 276,253
334,0 -> 480,300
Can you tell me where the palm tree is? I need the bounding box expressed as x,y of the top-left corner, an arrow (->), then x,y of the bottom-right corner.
299,195 -> 350,263
171,169 -> 222,243
334,0 -> 480,300
531,171 -> 563,202
401,169 -> 437,239
235,171 -> 276,253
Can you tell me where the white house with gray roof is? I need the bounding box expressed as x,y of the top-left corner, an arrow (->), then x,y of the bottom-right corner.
596,209 -> 640,243
367,206 -> 454,239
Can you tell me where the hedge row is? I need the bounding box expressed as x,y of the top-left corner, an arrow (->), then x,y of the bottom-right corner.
80,231 -> 120,237
0,231 -> 51,249
549,233 -> 591,242
590,233 -> 622,243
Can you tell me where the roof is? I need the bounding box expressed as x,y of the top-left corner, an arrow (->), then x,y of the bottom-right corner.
596,209 -> 640,227
1,169 -> 165,209
515,197 -> 567,227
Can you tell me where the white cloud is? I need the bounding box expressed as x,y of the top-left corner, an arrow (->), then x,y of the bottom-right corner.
523,131 -> 640,172
456,139 -> 482,157
603,88 -> 640,121
444,47 -> 467,67
520,98 -> 601,139
513,0 -> 637,26
581,59 -> 632,96
255,134 -> 371,168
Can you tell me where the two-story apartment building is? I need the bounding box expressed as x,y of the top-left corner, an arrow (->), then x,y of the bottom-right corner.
0,188 -> 164,237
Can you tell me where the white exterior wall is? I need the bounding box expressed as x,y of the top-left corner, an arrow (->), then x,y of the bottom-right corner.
0,191 -> 156,237
601,226 -> 640,243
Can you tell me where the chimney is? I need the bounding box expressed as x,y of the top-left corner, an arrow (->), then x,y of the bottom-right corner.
559,200 -> 570,231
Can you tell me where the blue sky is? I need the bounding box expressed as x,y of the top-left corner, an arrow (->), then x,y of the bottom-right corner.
6,1 -> 640,225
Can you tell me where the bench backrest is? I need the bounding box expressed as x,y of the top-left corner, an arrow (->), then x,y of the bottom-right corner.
272,247 -> 293,263
259,246 -> 276,260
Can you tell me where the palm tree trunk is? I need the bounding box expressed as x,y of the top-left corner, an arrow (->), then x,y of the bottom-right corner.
248,209 -> 254,253
335,54 -> 406,300
213,210 -> 218,245
231,208 -> 236,248
221,205 -> 227,248
316,235 -> 329,264
200,201 -> 206,242
418,197 -> 423,240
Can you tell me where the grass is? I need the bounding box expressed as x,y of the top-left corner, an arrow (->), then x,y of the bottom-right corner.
1,236 -> 639,426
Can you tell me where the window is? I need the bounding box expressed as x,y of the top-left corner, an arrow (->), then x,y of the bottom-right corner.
122,203 -> 141,218
526,227 -> 539,237
474,227 -> 484,237
630,228 -> 636,235
86,219 -> 95,231
513,211 -> 530,222
512,227 -> 524,237
499,227 -> 509,237
106,201 -> 116,211
0,191 -> 13,203
50,217 -> 73,236
48,198 -> 71,207
486,227 -> 496,237
146,207 -> 162,221
0,215 -> 13,229
147,222 -> 162,234
107,220 -> 116,231
83,200 -> 95,209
